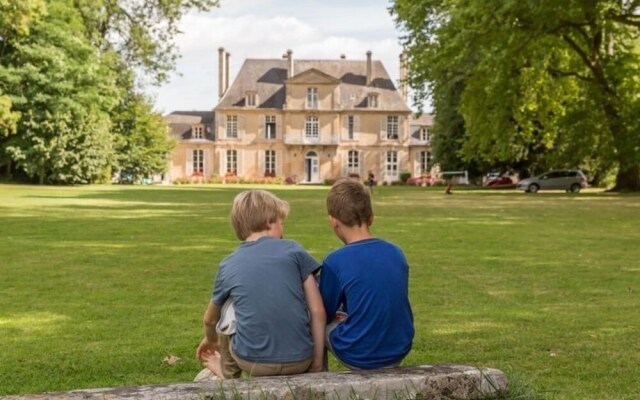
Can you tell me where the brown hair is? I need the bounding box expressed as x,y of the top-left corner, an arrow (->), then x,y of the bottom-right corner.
230,190 -> 289,240
326,178 -> 373,227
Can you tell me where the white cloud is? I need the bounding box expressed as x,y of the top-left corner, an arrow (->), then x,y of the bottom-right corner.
148,1 -> 413,113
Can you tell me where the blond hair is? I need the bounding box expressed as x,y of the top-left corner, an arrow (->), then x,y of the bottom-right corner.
326,178 -> 373,227
230,190 -> 290,240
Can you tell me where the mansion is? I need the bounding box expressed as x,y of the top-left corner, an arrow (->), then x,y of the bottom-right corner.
164,49 -> 433,184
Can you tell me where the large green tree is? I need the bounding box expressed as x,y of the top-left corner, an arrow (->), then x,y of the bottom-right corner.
392,0 -> 640,191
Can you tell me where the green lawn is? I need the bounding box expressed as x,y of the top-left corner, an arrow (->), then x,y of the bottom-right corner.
0,184 -> 638,399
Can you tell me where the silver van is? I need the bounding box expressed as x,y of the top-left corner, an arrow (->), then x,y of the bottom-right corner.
516,170 -> 588,193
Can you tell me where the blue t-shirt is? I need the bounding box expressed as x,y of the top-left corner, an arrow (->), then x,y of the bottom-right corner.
319,238 -> 414,369
212,237 -> 320,363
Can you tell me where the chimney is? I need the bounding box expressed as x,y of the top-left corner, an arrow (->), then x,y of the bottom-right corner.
366,50 -> 372,86
225,51 -> 230,96
399,51 -> 408,101
218,47 -> 226,99
286,49 -> 294,78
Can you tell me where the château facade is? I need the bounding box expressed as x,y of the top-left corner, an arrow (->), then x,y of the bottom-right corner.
165,49 -> 433,184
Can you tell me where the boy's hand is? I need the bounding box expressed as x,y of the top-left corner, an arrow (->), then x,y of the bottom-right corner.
307,361 -> 324,373
196,337 -> 220,361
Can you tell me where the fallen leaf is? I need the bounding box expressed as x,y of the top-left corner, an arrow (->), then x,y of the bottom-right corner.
163,355 -> 181,366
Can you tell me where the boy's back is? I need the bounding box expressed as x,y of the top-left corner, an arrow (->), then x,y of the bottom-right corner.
320,237 -> 414,369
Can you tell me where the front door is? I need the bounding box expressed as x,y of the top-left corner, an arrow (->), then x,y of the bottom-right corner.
304,151 -> 320,183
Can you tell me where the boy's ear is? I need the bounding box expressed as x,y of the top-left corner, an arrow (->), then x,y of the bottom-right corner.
328,215 -> 340,229
368,215 -> 374,226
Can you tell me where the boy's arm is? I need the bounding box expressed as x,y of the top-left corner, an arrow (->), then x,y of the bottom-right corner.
303,274 -> 326,372
196,302 -> 222,361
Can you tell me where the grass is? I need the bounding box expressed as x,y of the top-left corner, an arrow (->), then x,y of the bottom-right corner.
0,183 -> 638,399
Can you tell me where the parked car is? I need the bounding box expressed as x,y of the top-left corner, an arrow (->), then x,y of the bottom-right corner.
516,170 -> 588,193
486,176 -> 514,187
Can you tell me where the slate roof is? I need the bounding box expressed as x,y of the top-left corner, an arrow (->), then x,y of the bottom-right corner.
410,113 -> 435,139
164,111 -> 215,141
216,59 -> 411,112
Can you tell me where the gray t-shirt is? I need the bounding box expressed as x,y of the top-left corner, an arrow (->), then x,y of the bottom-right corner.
212,237 -> 320,363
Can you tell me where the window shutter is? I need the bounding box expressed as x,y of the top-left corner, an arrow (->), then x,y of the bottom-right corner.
258,150 -> 265,176
398,116 -> 405,141
342,150 -> 348,176
276,150 -> 283,177
354,116 -> 360,141
186,149 -> 193,176
218,113 -> 226,138
379,151 -> 386,182
238,149 -> 244,176
358,150 -> 363,177
219,149 -> 226,175
380,116 -> 386,140
342,115 -> 348,141
204,149 -> 210,176
275,115 -> 282,139
258,115 -> 264,138
238,115 -> 246,138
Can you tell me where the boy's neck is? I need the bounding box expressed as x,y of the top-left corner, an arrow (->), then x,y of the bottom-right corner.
341,226 -> 373,245
245,231 -> 271,242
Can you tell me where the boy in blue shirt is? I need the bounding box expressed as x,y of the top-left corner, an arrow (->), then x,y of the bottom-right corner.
196,189 -> 325,378
319,178 -> 414,369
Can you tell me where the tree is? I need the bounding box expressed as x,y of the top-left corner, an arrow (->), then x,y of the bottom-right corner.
73,0 -> 219,84
392,0 -> 640,191
2,0 -> 118,184
112,87 -> 175,182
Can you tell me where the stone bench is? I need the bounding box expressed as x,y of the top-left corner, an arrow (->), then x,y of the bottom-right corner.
1,365 -> 508,400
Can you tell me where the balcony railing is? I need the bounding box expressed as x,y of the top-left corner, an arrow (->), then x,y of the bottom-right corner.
283,134 -> 339,145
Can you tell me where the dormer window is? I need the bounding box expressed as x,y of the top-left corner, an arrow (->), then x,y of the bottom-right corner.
193,126 -> 204,139
420,127 -> 431,142
367,93 -> 379,108
307,87 -> 318,109
246,91 -> 258,107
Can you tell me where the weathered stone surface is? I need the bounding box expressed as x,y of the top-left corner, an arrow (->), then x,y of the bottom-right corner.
1,364 -> 508,400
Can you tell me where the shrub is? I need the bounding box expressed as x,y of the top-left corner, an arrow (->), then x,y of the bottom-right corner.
400,171 -> 411,183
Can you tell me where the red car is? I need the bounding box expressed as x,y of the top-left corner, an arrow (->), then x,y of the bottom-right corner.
486,176 -> 514,187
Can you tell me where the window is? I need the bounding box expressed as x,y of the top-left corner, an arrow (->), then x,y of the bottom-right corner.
265,150 -> 276,176
246,92 -> 257,107
386,151 -> 398,178
347,115 -> 355,140
420,151 -> 431,174
387,116 -> 399,139
347,150 -> 359,175
227,115 -> 238,138
226,150 -> 237,175
193,126 -> 203,139
307,87 -> 318,109
305,115 -> 319,138
420,127 -> 431,142
368,94 -> 378,108
265,115 -> 276,139
192,149 -> 204,174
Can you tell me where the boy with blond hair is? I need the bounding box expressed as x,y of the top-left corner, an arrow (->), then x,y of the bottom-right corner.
319,178 -> 414,369
196,189 -> 325,378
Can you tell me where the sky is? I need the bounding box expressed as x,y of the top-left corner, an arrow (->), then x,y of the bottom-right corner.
145,0 -> 416,115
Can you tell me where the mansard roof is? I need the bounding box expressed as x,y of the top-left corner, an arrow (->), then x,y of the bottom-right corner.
164,111 -> 215,141
215,58 -> 411,112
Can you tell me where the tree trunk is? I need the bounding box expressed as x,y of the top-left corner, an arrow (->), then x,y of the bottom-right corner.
39,166 -> 45,185
613,164 -> 640,192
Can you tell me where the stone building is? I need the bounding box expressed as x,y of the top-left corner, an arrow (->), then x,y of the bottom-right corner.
165,49 -> 433,184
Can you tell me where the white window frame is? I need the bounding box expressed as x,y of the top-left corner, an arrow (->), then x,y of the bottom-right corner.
420,128 -> 431,142
386,151 -> 398,179
265,150 -> 276,175
193,126 -> 203,139
387,116 -> 399,140
246,92 -> 257,107
307,87 -> 318,109
347,115 -> 355,140
226,149 -> 237,174
193,149 -> 204,174
265,115 -> 276,139
347,150 -> 359,175
420,151 -> 431,174
227,115 -> 238,138
305,115 -> 319,139
368,94 -> 379,108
